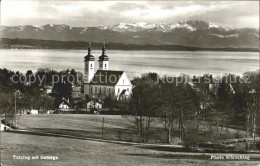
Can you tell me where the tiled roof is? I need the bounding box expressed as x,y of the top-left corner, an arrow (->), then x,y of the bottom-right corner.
90,70 -> 124,86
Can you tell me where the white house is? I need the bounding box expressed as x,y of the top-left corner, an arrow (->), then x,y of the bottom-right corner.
30,109 -> 39,114
1,123 -> 5,131
83,43 -> 132,98
87,100 -> 102,109
44,85 -> 53,94
72,86 -> 82,98
59,102 -> 70,109
59,98 -> 71,109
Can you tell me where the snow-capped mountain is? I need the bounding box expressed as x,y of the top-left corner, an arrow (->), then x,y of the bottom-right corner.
1,20 -> 259,48
102,20 -> 231,32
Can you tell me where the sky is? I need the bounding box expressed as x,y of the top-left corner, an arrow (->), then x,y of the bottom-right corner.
1,1 -> 259,29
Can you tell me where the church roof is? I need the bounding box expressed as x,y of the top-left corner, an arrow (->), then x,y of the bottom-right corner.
90,70 -> 124,86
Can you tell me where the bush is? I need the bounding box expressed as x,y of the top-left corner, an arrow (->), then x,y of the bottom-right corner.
183,129 -> 219,150
256,141 -> 260,150
183,129 -> 201,150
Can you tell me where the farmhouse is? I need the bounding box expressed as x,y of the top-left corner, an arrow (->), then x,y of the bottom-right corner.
30,109 -> 39,115
72,85 -> 82,98
59,98 -> 71,109
83,43 -> 132,98
44,85 -> 53,94
87,100 -> 102,109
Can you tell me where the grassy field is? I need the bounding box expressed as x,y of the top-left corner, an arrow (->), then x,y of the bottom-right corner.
15,114 -> 248,144
1,114 -> 260,165
16,114 -> 140,142
1,132 -> 260,166
16,114 -> 171,143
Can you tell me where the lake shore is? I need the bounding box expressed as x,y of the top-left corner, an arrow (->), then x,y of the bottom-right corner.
1,38 -> 259,52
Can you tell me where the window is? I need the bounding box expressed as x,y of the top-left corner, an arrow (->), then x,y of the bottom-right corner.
127,88 -> 129,92
91,86 -> 93,94
105,64 -> 107,67
91,64 -> 92,67
118,88 -> 120,93
108,88 -> 110,94
95,87 -> 97,94
100,87 -> 101,93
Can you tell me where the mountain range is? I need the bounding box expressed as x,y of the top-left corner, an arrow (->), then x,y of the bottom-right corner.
1,20 -> 259,48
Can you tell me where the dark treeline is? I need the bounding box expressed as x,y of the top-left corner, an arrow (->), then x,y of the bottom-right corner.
1,38 -> 259,52
127,72 -> 260,147
0,68 -> 82,115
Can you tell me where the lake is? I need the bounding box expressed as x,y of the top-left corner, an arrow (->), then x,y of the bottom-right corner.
0,49 -> 259,78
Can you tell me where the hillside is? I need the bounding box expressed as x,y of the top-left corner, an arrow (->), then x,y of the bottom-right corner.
0,38 -> 258,52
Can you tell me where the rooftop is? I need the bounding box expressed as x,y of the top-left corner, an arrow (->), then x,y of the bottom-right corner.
90,70 -> 124,86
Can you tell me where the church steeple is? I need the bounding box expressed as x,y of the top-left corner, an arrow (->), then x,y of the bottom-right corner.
83,42 -> 95,83
99,43 -> 109,61
102,43 -> 106,56
98,42 -> 109,70
84,42 -> 95,61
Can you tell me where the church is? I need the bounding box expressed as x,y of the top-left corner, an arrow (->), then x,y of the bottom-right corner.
83,43 -> 132,99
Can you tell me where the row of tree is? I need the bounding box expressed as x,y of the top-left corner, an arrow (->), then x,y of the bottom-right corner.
128,72 -> 259,146
0,68 -> 82,119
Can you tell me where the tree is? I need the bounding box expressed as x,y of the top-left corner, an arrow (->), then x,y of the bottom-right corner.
85,94 -> 91,103
52,80 -> 72,108
215,81 -> 234,135
0,93 -> 16,126
129,73 -> 159,142
154,75 -> 196,144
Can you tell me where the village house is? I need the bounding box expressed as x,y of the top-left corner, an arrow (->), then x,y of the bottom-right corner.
87,100 -> 102,109
72,85 -> 82,98
44,85 -> 53,94
59,98 -> 71,109
30,109 -> 39,114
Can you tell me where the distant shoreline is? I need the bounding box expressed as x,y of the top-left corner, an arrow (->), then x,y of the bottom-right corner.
1,38 -> 259,52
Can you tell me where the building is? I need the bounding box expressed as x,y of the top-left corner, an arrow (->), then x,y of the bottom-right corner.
72,85 -> 82,98
59,102 -> 70,109
59,98 -> 71,109
44,85 -> 53,94
87,100 -> 102,109
83,43 -> 132,98
30,109 -> 39,114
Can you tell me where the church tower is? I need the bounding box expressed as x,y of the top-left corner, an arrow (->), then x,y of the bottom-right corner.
98,43 -> 109,70
83,43 -> 95,83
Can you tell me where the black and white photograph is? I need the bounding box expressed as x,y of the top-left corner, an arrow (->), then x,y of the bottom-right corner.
0,0 -> 259,165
